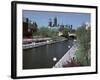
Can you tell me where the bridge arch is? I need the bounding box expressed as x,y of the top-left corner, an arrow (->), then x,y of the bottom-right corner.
68,33 -> 77,39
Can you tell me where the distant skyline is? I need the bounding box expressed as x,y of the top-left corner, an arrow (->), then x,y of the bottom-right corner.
23,10 -> 91,29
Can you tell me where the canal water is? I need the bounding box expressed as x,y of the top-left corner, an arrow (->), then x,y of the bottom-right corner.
23,40 -> 74,69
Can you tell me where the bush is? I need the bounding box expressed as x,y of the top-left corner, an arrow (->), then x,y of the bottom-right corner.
75,47 -> 90,66
75,25 -> 91,66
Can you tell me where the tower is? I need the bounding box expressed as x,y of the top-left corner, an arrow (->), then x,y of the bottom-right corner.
53,17 -> 57,27
70,25 -> 73,30
48,18 -> 52,27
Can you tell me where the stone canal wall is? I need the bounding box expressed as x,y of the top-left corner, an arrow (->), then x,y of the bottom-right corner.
53,44 -> 78,68
23,39 -> 67,49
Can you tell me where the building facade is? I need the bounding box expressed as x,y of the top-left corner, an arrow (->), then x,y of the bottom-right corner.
23,18 -> 34,38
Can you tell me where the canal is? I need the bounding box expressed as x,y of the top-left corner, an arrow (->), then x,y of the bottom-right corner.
23,39 -> 74,69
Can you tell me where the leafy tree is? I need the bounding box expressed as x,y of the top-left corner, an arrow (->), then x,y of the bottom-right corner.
48,29 -> 58,37
75,25 -> 91,66
76,26 -> 90,51
38,27 -> 50,37
32,22 -> 38,32
31,22 -> 38,36
62,28 -> 69,38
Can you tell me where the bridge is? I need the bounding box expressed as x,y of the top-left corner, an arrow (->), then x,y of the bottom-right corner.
68,33 -> 77,39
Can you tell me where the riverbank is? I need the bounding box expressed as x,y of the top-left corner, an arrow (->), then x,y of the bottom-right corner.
53,43 -> 78,68
23,38 -> 68,50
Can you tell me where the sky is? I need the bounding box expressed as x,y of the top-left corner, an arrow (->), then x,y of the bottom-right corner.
23,10 -> 90,29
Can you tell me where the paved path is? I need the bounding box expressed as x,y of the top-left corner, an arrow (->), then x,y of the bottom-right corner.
53,44 -> 78,68
23,39 -> 67,49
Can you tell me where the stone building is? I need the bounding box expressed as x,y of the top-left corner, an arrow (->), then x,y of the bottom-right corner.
23,18 -> 34,38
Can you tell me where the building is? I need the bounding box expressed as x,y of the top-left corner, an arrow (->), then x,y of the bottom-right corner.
23,18 -> 34,38
58,24 -> 64,36
48,17 -> 58,27
48,18 -> 52,27
48,17 -> 74,37
53,17 -> 57,27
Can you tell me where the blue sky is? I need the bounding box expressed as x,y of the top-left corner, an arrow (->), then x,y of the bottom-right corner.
23,10 -> 90,29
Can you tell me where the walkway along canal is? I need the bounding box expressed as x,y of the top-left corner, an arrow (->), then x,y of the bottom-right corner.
53,43 -> 78,68
23,39 -> 74,69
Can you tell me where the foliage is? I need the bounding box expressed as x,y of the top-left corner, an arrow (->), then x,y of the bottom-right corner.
75,25 -> 91,66
75,47 -> 90,66
37,27 -> 58,38
62,28 -> 69,38
38,27 -> 49,37
32,22 -> 38,36
70,29 -> 76,33
76,26 -> 90,51
48,29 -> 58,38
32,22 -> 38,32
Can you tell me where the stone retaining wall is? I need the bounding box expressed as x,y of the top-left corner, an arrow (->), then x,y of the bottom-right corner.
53,44 -> 78,68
